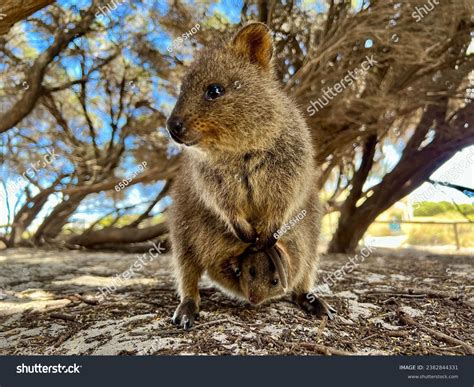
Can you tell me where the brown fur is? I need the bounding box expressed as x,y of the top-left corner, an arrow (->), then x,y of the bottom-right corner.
168,22 -> 323,328
216,195 -> 322,306
225,248 -> 287,306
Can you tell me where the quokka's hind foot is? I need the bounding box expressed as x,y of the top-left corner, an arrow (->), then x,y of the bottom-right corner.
292,292 -> 336,320
172,297 -> 200,330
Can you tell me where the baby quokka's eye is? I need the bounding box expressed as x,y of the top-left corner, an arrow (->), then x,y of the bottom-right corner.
271,278 -> 279,286
249,267 -> 257,278
234,267 -> 241,277
205,84 -> 225,101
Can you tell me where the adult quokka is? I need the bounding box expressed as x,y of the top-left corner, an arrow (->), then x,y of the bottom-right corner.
167,22 -> 326,329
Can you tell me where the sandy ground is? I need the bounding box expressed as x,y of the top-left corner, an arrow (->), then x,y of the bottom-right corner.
0,247 -> 472,355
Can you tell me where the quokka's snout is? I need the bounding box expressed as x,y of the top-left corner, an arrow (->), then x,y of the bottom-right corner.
166,114 -> 203,146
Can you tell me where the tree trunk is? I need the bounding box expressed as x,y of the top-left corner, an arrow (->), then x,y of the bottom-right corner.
67,222 -> 168,247
327,145 -> 464,253
328,207 -> 375,253
9,192 -> 51,246
327,135 -> 377,253
32,192 -> 86,244
6,182 -> 60,246
328,101 -> 474,253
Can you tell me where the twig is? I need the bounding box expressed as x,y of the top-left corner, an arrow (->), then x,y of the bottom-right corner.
54,331 -> 74,346
362,333 -> 378,341
381,297 -> 398,304
368,291 -> 427,298
438,345 -> 462,351
397,309 -> 474,355
362,330 -> 409,341
192,318 -> 233,330
74,293 -> 99,305
369,287 -> 463,299
316,316 -> 328,342
266,336 -> 284,349
297,342 -> 356,356
130,329 -> 181,336
49,313 -> 77,322
387,293 -> 427,298
386,330 -> 410,337
130,318 -> 235,337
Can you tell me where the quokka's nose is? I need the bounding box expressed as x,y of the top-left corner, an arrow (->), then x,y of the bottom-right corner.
166,116 -> 186,141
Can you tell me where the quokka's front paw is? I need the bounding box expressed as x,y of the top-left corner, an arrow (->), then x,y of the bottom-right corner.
232,221 -> 258,244
254,232 -> 278,251
172,297 -> 199,330
293,293 -> 336,320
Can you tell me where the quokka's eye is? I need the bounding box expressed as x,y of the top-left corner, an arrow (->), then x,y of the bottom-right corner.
234,268 -> 241,277
205,84 -> 225,101
271,278 -> 279,286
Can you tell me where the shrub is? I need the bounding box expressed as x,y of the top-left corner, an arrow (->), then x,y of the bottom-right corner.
406,223 -> 474,247
414,201 -> 474,217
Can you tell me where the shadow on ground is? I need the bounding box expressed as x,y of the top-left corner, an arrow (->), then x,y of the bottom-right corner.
0,248 -> 472,355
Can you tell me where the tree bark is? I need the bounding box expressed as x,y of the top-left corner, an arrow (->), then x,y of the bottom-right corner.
0,0 -> 55,35
32,192 -> 87,244
67,222 -> 168,247
327,135 -> 377,252
6,176 -> 66,246
328,101 -> 474,253
8,190 -> 51,246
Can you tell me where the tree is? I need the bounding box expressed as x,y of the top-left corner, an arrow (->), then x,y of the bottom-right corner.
328,100 -> 473,253
1,0 -> 473,252
0,0 -> 55,35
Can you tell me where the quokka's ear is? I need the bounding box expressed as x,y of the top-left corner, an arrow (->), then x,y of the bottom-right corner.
266,243 -> 289,291
231,22 -> 273,70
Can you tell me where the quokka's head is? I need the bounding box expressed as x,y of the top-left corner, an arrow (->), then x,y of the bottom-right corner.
166,22 -> 282,153
228,244 -> 289,306
237,248 -> 288,306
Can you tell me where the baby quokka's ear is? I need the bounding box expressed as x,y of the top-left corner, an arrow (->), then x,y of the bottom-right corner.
265,243 -> 289,291
230,22 -> 273,70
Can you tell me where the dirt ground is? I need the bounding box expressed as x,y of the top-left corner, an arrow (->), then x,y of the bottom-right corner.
0,247 -> 472,355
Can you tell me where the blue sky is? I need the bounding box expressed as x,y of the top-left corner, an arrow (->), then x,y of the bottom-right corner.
0,0 -> 473,228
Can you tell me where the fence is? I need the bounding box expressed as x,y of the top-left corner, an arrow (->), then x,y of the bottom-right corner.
372,220 -> 473,250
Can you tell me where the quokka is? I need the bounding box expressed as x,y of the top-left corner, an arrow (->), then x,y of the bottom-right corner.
166,22 -> 327,329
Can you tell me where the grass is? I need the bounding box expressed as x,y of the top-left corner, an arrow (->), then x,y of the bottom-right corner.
322,209 -> 474,248
367,211 -> 474,248
405,223 -> 474,247
406,211 -> 474,247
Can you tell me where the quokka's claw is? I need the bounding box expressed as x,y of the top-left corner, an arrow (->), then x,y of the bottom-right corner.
172,298 -> 199,330
293,292 -> 336,320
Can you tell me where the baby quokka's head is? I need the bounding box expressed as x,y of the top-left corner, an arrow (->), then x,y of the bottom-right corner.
166,22 -> 282,153
230,244 -> 289,306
